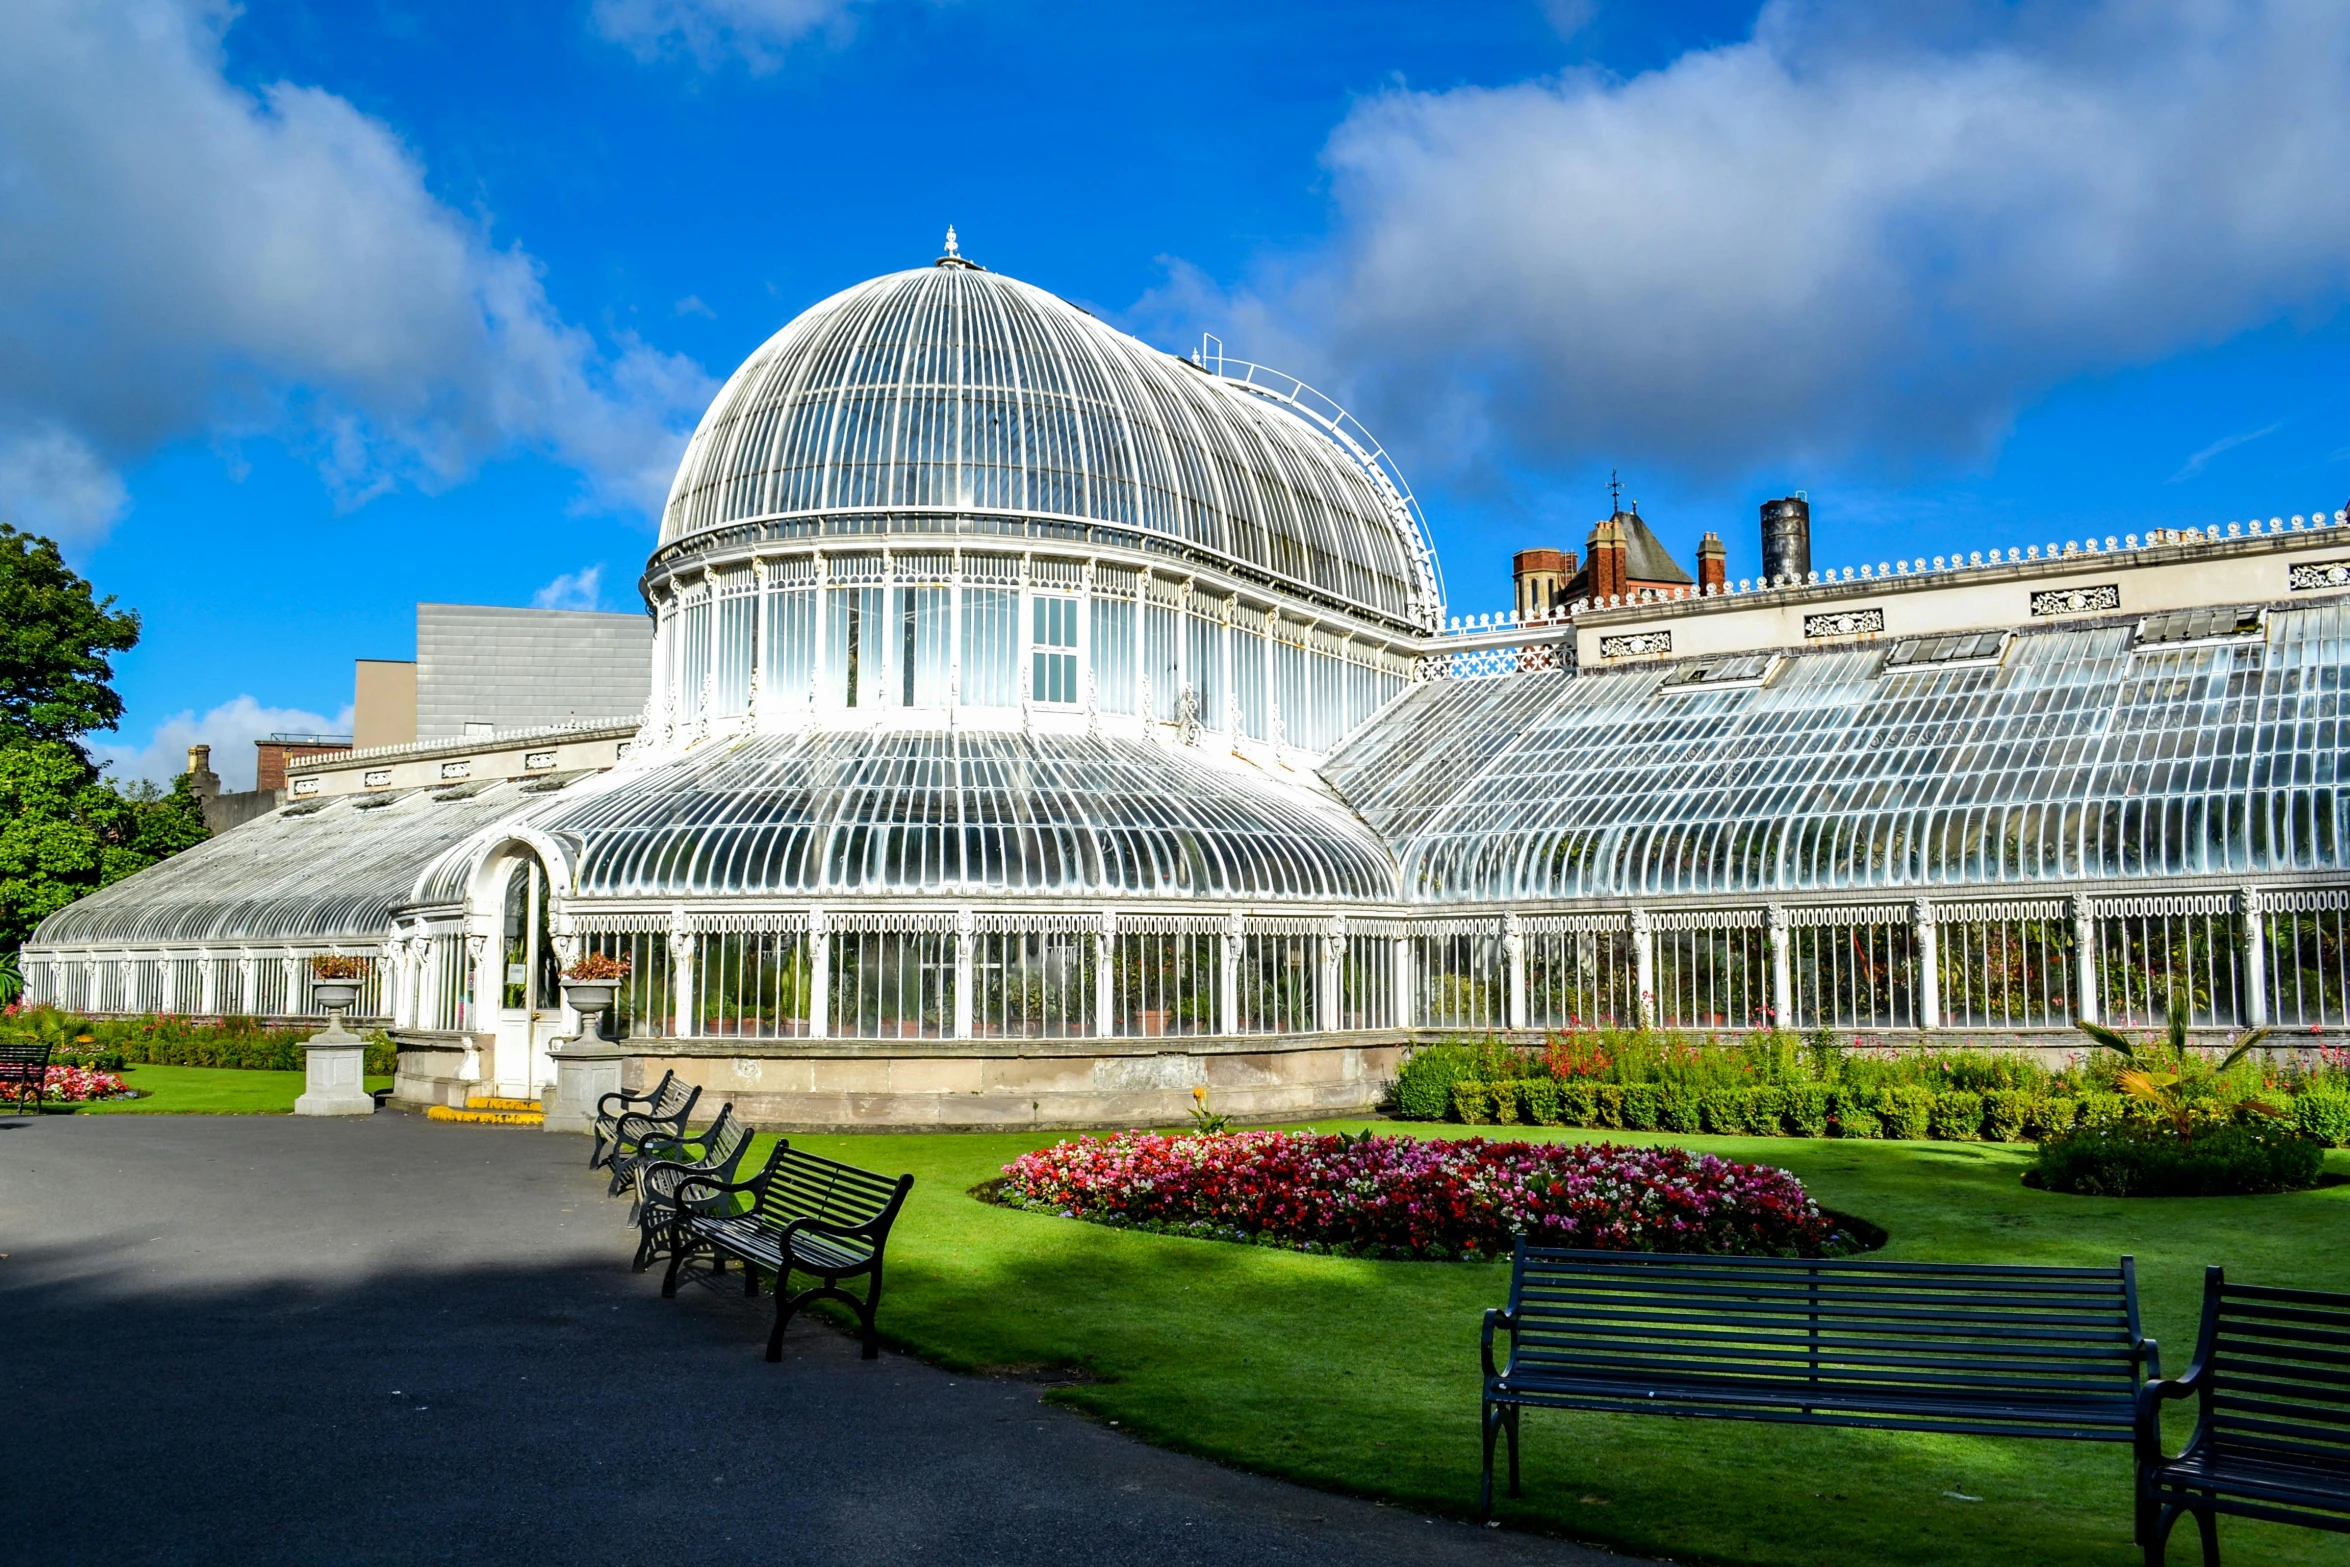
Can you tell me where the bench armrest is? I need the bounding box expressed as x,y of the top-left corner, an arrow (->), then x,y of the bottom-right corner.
639,1160 -> 729,1209
595,1086 -> 658,1119
1481,1307 -> 1517,1382
673,1172 -> 762,1208
611,1109 -> 683,1148
779,1214 -> 888,1245
2135,1369 -> 2204,1464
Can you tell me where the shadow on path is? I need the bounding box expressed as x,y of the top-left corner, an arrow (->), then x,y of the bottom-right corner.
0,1113 -> 1624,1567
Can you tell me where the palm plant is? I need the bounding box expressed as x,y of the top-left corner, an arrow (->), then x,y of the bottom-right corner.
2074,998 -> 2279,1143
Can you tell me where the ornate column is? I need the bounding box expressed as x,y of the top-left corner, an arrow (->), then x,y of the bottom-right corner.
1394,929 -> 1417,1029
1503,912 -> 1528,1032
463,934 -> 488,1033
2071,892 -> 2100,1025
953,908 -> 976,1040
750,557 -> 771,727
158,952 -> 178,1015
1319,915 -> 1347,1033
1630,908 -> 1655,1028
238,950 -> 257,1017
1095,908 -> 1117,1038
1913,898 -> 1940,1031
669,922 -> 697,1039
198,949 -> 218,1017
807,908 -> 830,1041
1219,910 -> 1243,1037
1766,904 -> 1792,1029
2239,886 -> 2267,1027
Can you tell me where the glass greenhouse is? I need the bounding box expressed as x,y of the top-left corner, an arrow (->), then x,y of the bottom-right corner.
25,251 -> 2350,1105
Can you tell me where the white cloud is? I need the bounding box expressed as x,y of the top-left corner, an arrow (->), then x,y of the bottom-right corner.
94,696 -> 356,793
592,0 -> 875,70
0,424 -> 130,546
2169,422 -> 2284,484
532,565 -> 606,611
1226,0 -> 2350,484
0,0 -> 716,544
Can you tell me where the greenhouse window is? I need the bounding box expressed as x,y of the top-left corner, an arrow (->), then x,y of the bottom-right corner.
2133,606 -> 2264,649
1881,631 -> 2010,673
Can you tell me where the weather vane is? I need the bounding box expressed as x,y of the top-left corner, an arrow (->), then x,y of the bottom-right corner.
1608,468 -> 1622,515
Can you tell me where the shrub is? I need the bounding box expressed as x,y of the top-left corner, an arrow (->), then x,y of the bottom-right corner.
2039,1096 -> 2081,1137
1877,1087 -> 1933,1141
1834,1098 -> 1882,1139
1449,1082 -> 1493,1124
1490,1081 -> 1522,1124
1556,1080 -> 1597,1127
1786,1084 -> 1831,1138
2025,1123 -> 2326,1198
1656,1085 -> 1704,1134
1618,1084 -> 1659,1131
1518,1077 -> 1562,1126
1592,1084 -> 1625,1129
1393,1044 -> 1475,1121
2078,1092 -> 2131,1129
1980,1090 -> 2033,1142
1698,1088 -> 1742,1135
1928,1091 -> 1985,1142
2295,1084 -> 2350,1147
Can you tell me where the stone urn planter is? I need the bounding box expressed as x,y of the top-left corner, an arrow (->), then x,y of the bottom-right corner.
560,980 -> 618,1020
309,979 -> 363,1014
295,977 -> 374,1117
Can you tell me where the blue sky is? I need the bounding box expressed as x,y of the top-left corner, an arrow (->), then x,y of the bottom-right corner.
6,0 -> 2350,787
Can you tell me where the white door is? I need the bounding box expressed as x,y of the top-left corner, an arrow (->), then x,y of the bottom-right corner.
492,858 -> 560,1100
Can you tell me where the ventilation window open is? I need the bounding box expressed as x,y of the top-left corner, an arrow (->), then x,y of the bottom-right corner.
1660,653 -> 1779,691
2133,606 -> 2264,649
1882,631 -> 2010,673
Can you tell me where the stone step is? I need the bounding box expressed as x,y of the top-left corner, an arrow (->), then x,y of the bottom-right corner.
425,1104 -> 545,1127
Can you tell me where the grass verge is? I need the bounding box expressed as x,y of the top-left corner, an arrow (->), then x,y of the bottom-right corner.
68,1063 -> 396,1115
721,1123 -> 2349,1567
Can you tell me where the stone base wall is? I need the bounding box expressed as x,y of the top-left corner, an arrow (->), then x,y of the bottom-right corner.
391,1030 -> 1403,1130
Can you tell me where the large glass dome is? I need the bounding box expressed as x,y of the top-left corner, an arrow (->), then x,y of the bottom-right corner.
656,260 -> 1439,631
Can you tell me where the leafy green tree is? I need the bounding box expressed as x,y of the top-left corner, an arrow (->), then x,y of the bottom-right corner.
0,527 -> 211,949
0,523 -> 142,751
0,742 -> 213,949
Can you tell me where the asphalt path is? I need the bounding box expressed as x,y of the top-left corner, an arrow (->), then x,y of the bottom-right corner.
0,1111 -> 1635,1567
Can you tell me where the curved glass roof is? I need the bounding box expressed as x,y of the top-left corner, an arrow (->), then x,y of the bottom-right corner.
1329,601 -> 2350,903
545,729 -> 1397,903
658,263 -> 1438,629
30,781 -> 557,946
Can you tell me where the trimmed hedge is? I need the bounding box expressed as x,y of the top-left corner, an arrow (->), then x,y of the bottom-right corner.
1436,1078 -> 2178,1146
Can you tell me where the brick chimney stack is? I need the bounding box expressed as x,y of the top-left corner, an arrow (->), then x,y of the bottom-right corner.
1586,515 -> 1628,601
1512,547 -> 1577,617
1697,532 -> 1727,594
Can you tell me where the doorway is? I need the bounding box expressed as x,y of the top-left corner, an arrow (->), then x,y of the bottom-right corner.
492,857 -> 563,1100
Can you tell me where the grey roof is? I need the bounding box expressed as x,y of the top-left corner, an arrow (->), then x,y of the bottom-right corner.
416,604 -> 650,740
1616,511 -> 1692,585
30,781 -> 558,946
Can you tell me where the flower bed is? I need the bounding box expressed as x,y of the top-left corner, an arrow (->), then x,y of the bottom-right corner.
994,1130 -> 1858,1260
40,1065 -> 137,1104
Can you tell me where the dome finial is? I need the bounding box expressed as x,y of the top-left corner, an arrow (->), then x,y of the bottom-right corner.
935,225 -> 978,269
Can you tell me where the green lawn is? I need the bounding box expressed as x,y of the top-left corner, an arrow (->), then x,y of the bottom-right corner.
737,1123 -> 2350,1567
71,1063 -> 395,1115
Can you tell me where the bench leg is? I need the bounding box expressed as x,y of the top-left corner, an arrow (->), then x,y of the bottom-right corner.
2191,1497 -> 2219,1567
858,1267 -> 884,1359
1480,1401 -> 1499,1521
1504,1403 -> 1521,1499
